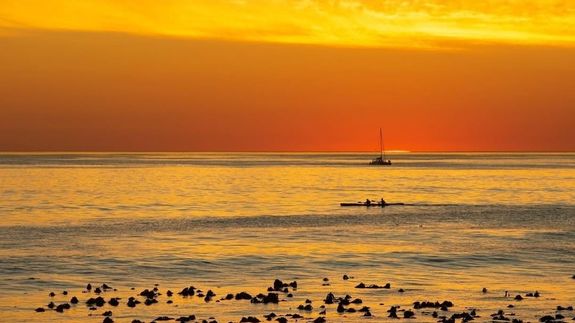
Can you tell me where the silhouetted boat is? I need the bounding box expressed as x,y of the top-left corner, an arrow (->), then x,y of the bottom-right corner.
340,202 -> 405,207
369,128 -> 391,165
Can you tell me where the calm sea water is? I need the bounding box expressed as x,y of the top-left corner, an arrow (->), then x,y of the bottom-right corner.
0,153 -> 574,322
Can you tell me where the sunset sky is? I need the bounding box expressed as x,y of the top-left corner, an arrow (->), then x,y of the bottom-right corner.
1,0 -> 574,151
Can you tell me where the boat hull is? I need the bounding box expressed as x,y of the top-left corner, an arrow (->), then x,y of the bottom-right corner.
340,203 -> 405,207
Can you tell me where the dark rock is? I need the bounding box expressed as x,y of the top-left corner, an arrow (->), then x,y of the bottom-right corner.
398,288 -> 405,293
240,317 -> 260,323
108,298 -> 119,306
63,291 -> 68,295
313,317 -> 326,323
292,314 -> 303,319
388,306 -> 398,318
86,297 -> 106,307
323,277 -> 329,282
264,313 -> 276,321
167,290 -> 173,297
144,298 -> 157,306
275,318 -> 287,323
235,292 -> 252,300
94,287 -> 102,294
287,293 -> 293,298
343,274 -> 349,280
47,302 -> 55,309
289,281 -> 297,289
35,307 -> 45,312
351,298 -> 363,304
262,293 -> 279,304
175,315 -> 196,322
339,297 -> 350,306
55,303 -> 70,313
305,299 -> 312,304
355,282 -> 390,289
337,303 -> 346,313
103,318 -> 114,323
298,304 -> 313,311
49,292 -> 55,297
442,301 -> 454,308
102,283 -> 112,290
155,317 -> 174,321
87,283 -> 92,291
413,300 -> 454,310
70,296 -> 79,304
140,289 -> 157,299
273,279 -> 284,291
346,308 -> 357,313
324,292 -> 335,304
482,288 -> 488,293
359,306 -> 371,312
491,310 -> 509,322
404,310 -> 415,318
514,295 -> 523,301
167,300 -> 173,304
364,311 -> 372,317
178,286 -> 196,297
127,297 -> 138,308
539,315 -> 555,322
131,321 -> 143,323
449,311 -> 475,322
102,311 -> 113,316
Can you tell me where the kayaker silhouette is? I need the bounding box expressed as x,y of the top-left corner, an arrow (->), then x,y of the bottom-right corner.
381,198 -> 386,205
365,199 -> 371,206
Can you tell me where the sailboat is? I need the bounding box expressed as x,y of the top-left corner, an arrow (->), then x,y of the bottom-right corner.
369,128 -> 392,165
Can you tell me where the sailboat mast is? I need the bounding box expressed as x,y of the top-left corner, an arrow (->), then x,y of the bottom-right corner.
379,128 -> 383,159
380,128 -> 388,161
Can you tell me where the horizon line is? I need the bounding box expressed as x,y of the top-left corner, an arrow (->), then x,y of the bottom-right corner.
1,150 -> 574,154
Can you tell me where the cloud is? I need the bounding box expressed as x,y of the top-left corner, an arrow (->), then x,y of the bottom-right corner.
1,0 -> 574,48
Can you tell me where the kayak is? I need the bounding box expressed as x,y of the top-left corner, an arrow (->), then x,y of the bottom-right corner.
340,202 -> 405,207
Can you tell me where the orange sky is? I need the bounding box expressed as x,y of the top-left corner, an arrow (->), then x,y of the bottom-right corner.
0,1 -> 574,151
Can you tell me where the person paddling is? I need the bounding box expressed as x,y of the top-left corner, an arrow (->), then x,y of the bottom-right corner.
365,199 -> 371,206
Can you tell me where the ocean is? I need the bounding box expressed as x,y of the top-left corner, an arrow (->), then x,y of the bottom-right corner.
0,152 -> 574,322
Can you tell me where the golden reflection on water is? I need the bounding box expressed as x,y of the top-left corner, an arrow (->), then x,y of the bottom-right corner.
0,154 -> 574,322
1,159 -> 574,226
